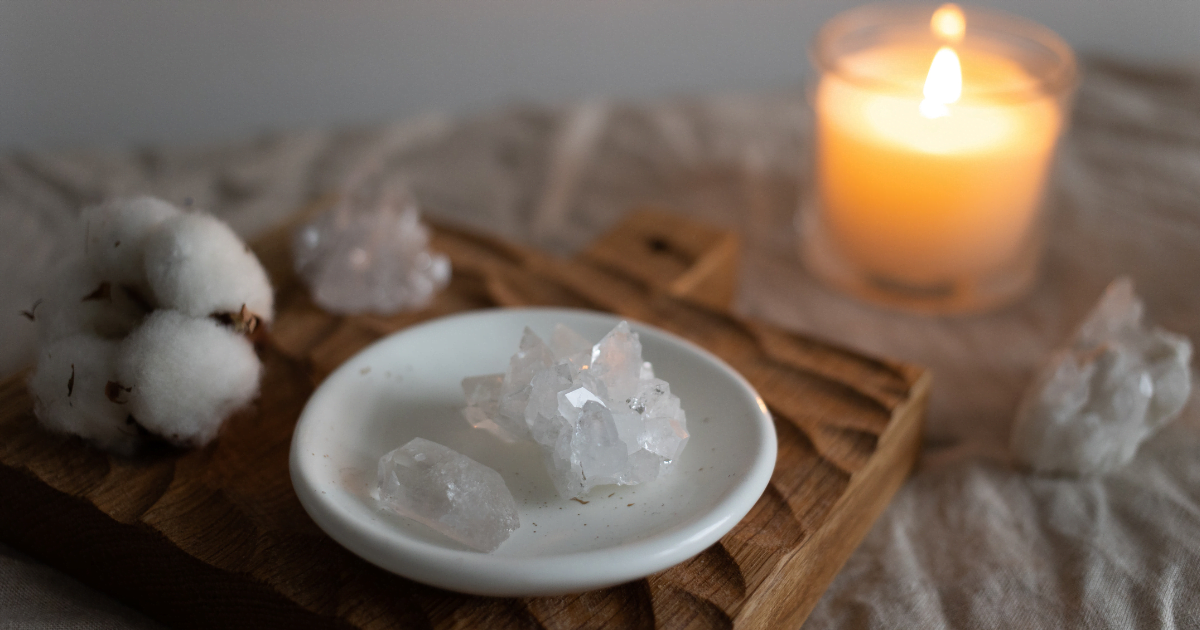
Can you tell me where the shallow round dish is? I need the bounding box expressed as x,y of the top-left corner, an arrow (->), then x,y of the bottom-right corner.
290,307 -> 776,596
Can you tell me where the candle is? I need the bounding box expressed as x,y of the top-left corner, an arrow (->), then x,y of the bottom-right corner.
801,4 -> 1076,312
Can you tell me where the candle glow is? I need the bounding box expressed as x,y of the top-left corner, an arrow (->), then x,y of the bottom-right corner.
931,3 -> 966,42
804,3 -> 1075,311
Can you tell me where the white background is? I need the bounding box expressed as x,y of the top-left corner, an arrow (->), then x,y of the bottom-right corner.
1,0 -> 1198,150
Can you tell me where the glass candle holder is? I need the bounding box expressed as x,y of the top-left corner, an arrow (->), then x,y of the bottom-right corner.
799,3 -> 1077,314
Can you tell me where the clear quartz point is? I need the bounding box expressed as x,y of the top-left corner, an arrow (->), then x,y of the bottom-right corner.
461,321 -> 690,498
373,438 -> 519,552
1011,277 -> 1193,475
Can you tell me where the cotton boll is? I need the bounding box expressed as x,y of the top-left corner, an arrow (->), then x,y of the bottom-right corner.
117,310 -> 261,447
28,334 -> 141,455
83,196 -> 181,287
143,213 -> 274,324
36,258 -> 150,344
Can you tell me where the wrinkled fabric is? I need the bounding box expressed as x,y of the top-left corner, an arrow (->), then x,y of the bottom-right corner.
2,57 -> 1199,628
0,542 -> 160,629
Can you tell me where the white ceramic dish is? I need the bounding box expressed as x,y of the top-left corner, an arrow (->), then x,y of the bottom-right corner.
289,307 -> 776,596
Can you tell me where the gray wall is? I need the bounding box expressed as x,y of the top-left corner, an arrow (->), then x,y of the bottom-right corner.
2,0 -> 1198,150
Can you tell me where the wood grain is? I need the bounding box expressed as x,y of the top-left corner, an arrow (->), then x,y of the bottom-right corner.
0,207 -> 928,629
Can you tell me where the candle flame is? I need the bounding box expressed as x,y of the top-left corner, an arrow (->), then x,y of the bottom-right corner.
931,3 -> 966,43
919,47 -> 962,119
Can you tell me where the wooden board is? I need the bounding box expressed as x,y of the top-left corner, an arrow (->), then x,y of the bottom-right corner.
0,207 -> 929,629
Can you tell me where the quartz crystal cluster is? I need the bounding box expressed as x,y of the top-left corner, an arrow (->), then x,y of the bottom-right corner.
1011,277 -> 1193,476
374,438 -> 519,552
293,181 -> 450,315
462,322 -> 689,499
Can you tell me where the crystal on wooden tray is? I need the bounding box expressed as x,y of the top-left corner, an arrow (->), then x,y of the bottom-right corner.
462,322 -> 690,499
1011,277 -> 1193,476
292,181 -> 450,315
373,438 -> 520,552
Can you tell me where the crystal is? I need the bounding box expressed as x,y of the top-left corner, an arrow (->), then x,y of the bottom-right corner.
573,401 -> 628,485
462,374 -> 508,440
461,321 -> 690,498
589,321 -> 643,402
373,437 -> 519,552
495,328 -> 556,440
293,180 -> 450,315
550,323 -> 592,363
1011,277 -> 1193,476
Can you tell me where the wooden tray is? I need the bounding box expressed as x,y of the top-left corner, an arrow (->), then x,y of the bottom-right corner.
0,207 -> 928,629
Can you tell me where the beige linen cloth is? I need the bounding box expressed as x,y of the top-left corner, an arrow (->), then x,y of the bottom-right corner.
1,58 -> 1198,628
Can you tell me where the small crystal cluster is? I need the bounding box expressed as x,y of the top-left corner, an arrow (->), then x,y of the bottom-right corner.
462,322 -> 690,499
374,438 -> 519,552
1011,277 -> 1193,476
293,181 -> 450,315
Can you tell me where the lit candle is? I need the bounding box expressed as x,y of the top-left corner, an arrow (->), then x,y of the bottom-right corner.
801,4 -> 1076,312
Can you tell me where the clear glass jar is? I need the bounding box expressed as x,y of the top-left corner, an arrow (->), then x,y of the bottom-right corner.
799,3 -> 1077,313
